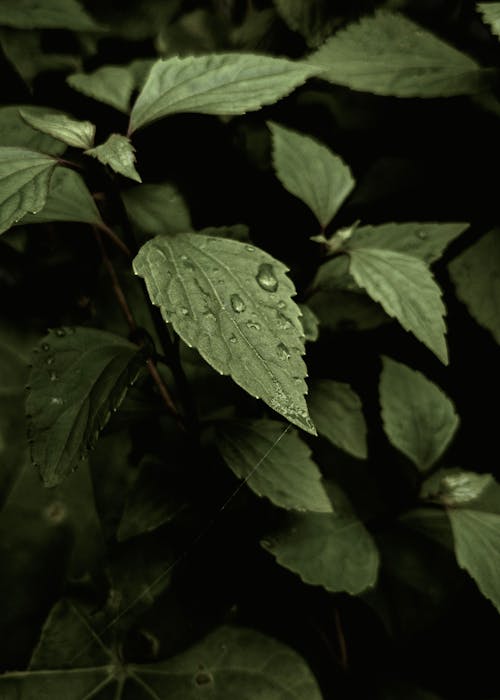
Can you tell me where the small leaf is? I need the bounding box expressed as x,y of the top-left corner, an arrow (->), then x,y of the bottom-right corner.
348,222 -> 469,264
19,110 -> 95,150
122,181 -> 192,237
0,0 -> 102,30
380,357 -> 459,471
268,121 -> 354,229
26,327 -> 145,487
216,419 -> 332,512
448,228 -> 500,344
20,167 -> 103,226
133,233 -> 316,434
478,3 -> 500,39
0,106 -> 67,155
85,134 -> 142,183
129,53 -> 317,133
348,248 -> 448,363
0,148 -> 56,235
308,10 -> 488,97
309,380 -> 367,459
263,495 -> 379,594
67,66 -> 135,113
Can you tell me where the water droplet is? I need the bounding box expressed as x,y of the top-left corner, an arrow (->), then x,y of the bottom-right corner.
277,312 -> 292,330
229,335 -> 237,344
180,307 -> 189,316
49,371 -> 58,382
246,320 -> 260,330
277,342 -> 291,360
417,230 -> 428,240
181,255 -> 194,269
256,263 -> 278,292
55,329 -> 65,337
44,501 -> 67,524
41,343 -> 50,352
230,294 -> 246,313
46,357 -> 54,366
195,670 -> 213,686
245,245 -> 254,252
277,300 -> 286,309
50,396 -> 63,405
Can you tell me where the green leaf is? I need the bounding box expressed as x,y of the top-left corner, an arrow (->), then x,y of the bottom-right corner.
348,222 -> 469,264
268,121 -> 354,229
215,419 -> 332,512
0,148 -> 57,235
0,600 -> 322,699
20,167 -> 103,226
0,106 -> 67,155
273,0 -> 339,47
478,3 -> 500,39
85,134 -> 142,183
423,469 -> 494,507
308,11 -> 487,98
129,53 -> 317,133
133,234 -> 316,433
299,304 -> 319,342
67,66 -> 135,113
19,110 -> 95,150
26,327 -> 145,487
0,0 -> 102,30
348,248 -> 448,363
308,380 -> 367,459
263,491 -> 379,594
448,228 -> 500,344
123,182 -> 191,237
380,357 -> 459,471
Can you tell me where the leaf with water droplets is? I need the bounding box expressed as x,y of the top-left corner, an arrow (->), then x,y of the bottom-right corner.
380,357 -> 459,471
85,133 -> 141,183
19,109 -> 96,150
448,228 -> 500,345
0,600 -> 322,699
216,419 -> 332,512
0,148 -> 57,235
133,233 -> 316,433
26,327 -> 146,487
67,65 -> 135,113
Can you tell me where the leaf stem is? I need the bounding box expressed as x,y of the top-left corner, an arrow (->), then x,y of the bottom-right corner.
334,608 -> 349,671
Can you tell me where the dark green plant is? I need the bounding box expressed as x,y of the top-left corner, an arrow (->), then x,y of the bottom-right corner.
1,1 -> 500,698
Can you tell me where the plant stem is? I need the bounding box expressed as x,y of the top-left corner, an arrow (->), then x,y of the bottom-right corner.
334,608 -> 348,671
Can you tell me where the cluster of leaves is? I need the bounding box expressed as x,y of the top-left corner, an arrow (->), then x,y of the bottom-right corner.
1,0 -> 500,698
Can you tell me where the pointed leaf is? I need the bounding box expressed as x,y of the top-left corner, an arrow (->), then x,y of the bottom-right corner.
67,66 -> 135,113
448,228 -> 500,344
216,419 -> 332,512
0,148 -> 57,235
19,110 -> 95,150
20,167 -> 103,226
129,53 -> 317,133
380,357 -> 459,471
133,233 -> 316,433
85,134 -> 141,183
348,248 -> 448,363
0,106 -> 67,155
308,380 -> 367,459
263,507 -> 379,594
26,327 -> 146,487
268,121 -> 354,228
478,3 -> 500,39
348,222 -> 469,264
123,182 -> 191,238
0,0 -> 102,30
308,11 -> 487,97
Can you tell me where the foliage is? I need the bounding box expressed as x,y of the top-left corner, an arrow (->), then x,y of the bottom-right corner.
1,1 -> 500,698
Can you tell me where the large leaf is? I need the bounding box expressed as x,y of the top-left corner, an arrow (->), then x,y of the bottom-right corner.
0,599 -> 323,699
478,3 -> 500,39
133,234 -> 316,433
0,148 -> 57,235
448,228 -> 500,344
268,121 -> 354,229
122,182 -> 192,237
85,134 -> 142,183
308,11 -> 487,97
215,419 -> 332,512
348,222 -> 469,264
308,380 -> 367,459
0,106 -> 67,155
0,0 -> 102,30
20,167 -> 103,226
19,110 -> 95,150
128,53 -> 317,133
380,357 -> 459,471
348,248 -> 448,363
67,66 -> 135,113
263,487 -> 379,594
273,0 -> 339,47
26,327 -> 146,487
